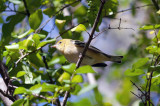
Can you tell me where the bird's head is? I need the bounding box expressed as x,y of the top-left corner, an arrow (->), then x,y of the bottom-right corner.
51,39 -> 71,53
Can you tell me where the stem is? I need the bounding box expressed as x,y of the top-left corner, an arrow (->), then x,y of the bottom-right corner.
22,0 -> 30,17
151,0 -> 159,10
61,0 -> 106,106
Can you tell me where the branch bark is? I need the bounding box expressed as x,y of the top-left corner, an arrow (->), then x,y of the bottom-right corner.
61,0 -> 107,106
22,0 -> 30,17
151,0 -> 159,10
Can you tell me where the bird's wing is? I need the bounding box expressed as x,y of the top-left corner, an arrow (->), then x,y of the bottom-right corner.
72,40 -> 101,52
72,40 -> 111,57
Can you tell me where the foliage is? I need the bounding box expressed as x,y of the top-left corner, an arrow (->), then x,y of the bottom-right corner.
0,0 -> 160,106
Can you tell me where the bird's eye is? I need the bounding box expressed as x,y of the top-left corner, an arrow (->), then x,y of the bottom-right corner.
59,41 -> 62,44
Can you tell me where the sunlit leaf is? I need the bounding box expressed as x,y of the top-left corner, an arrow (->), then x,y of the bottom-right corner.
48,56 -> 66,66
9,0 -> 22,4
132,58 -> 149,69
124,69 -> 145,76
12,99 -> 24,106
14,29 -> 34,39
76,65 -> 96,74
37,39 -> 56,48
62,63 -> 76,74
41,83 -> 57,92
5,44 -> 19,51
29,84 -> 42,94
72,75 -> 83,83
140,24 -> 160,30
58,72 -> 71,83
71,24 -> 86,32
14,87 -> 27,95
16,71 -> 26,77
55,19 -> 66,31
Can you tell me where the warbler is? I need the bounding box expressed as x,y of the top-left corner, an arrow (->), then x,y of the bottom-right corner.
52,39 -> 123,67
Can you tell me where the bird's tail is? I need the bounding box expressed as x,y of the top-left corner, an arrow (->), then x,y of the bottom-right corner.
110,56 -> 123,63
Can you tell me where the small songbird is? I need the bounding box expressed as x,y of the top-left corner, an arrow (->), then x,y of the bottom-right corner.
52,39 -> 123,67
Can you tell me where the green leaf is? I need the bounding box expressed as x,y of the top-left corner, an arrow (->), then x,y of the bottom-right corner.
124,69 -> 145,76
12,99 -> 24,106
29,9 -> 43,30
146,45 -> 158,54
9,0 -> 22,4
37,39 -> 56,48
71,24 -> 86,32
140,24 -> 160,30
16,71 -> 26,77
41,83 -> 57,92
5,44 -> 19,51
24,100 -> 29,106
58,72 -> 71,83
48,56 -> 66,66
55,19 -> 66,31
14,87 -> 27,95
132,58 -> 149,69
37,34 -> 46,40
32,75 -> 41,84
29,84 -> 42,94
72,75 -> 83,83
28,53 -> 45,69
62,63 -> 76,74
150,65 -> 160,71
71,84 -> 81,95
76,65 -> 96,74
22,65 -> 33,84
13,29 -> 34,39
2,13 -> 25,44
43,7 -> 55,17
78,84 -> 97,95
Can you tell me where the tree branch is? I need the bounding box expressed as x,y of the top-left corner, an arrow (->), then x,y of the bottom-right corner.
40,49 -> 54,84
22,0 -> 30,17
61,0 -> 106,106
151,0 -> 159,10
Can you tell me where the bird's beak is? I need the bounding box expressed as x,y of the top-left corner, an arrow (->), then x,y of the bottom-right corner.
51,44 -> 56,48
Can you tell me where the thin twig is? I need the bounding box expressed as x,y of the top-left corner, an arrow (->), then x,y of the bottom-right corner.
22,0 -> 30,17
104,4 -> 153,17
93,23 -> 134,39
61,0 -> 106,106
130,80 -> 145,95
40,49 -> 54,84
35,0 -> 80,33
15,44 -> 48,66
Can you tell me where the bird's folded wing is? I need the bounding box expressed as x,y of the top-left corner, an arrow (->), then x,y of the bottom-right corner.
72,40 -> 111,58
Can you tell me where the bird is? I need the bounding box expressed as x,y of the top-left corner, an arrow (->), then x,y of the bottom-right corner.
52,39 -> 123,67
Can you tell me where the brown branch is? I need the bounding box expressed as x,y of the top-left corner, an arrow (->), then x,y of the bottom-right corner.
32,93 -> 60,106
61,0 -> 106,106
22,0 -> 30,17
151,0 -> 159,10
93,20 -> 135,39
15,43 -> 49,67
0,89 -> 15,102
40,49 -> 54,84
